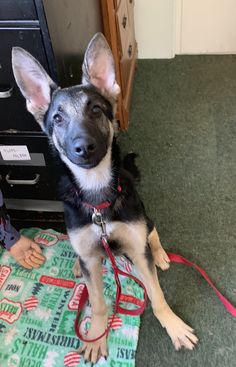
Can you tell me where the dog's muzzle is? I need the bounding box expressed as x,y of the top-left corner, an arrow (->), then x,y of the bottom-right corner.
67,135 -> 107,168
73,136 -> 97,159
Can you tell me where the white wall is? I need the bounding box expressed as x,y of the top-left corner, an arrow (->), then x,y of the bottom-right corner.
134,0 -> 175,59
135,0 -> 236,59
177,0 -> 236,54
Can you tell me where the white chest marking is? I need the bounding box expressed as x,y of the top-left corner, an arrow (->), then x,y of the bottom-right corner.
65,147 -> 112,191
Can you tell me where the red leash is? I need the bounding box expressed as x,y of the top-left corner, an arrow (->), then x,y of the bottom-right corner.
74,182 -> 235,342
74,237 -> 147,342
74,247 -> 236,342
167,252 -> 236,317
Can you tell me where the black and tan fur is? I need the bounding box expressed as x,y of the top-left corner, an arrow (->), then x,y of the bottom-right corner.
12,33 -> 198,364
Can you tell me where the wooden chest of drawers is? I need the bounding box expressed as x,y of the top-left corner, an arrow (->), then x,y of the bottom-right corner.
101,0 -> 137,130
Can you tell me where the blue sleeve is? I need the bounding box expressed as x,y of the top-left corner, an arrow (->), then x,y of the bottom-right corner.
0,190 -> 20,250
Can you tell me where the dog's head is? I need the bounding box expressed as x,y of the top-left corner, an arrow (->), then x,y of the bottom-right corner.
12,33 -> 120,169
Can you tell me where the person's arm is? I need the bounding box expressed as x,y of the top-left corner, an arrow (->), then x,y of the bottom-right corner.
0,189 -> 45,269
0,190 -> 20,250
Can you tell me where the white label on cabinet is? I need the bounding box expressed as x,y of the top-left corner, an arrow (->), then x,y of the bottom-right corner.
0,145 -> 31,161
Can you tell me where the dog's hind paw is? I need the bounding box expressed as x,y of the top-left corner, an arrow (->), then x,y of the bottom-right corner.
155,306 -> 198,350
153,247 -> 170,271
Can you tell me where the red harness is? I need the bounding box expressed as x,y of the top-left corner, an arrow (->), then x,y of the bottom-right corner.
74,184 -> 236,343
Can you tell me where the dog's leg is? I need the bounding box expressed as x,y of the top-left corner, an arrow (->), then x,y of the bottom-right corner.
77,255 -> 108,363
122,223 -> 198,350
132,251 -> 198,350
69,227 -> 108,363
148,227 -> 170,270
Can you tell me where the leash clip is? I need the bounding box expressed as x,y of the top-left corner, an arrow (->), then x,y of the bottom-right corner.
92,209 -> 107,237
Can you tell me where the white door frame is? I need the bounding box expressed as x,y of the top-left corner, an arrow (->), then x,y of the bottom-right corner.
174,0 -> 183,55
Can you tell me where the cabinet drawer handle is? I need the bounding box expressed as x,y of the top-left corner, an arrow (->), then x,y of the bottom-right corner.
122,15 -> 127,29
6,173 -> 40,185
128,44 -> 133,57
0,85 -> 13,98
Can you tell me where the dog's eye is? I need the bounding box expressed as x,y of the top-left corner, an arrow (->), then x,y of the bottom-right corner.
53,114 -> 63,124
92,105 -> 102,114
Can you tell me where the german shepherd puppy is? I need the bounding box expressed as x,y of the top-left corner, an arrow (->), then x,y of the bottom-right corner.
12,33 -> 198,363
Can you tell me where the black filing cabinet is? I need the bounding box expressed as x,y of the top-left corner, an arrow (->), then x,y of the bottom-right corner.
0,0 -> 102,219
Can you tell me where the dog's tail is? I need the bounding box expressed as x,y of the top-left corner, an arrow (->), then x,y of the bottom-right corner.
123,153 -> 141,182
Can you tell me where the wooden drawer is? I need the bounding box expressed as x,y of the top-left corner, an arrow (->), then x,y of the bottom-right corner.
120,33 -> 136,93
116,0 -> 130,58
127,0 -> 135,46
0,0 -> 37,20
101,0 -> 137,129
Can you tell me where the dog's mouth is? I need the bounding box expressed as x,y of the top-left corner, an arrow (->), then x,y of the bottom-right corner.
74,160 -> 99,169
67,152 -> 105,169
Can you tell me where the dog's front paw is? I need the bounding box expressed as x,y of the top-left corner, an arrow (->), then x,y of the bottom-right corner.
78,335 -> 107,364
78,313 -> 108,364
153,247 -> 170,271
155,306 -> 198,350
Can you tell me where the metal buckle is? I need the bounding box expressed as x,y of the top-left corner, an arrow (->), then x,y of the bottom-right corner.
92,209 -> 107,237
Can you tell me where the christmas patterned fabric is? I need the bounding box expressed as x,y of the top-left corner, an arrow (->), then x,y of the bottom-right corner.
0,228 -> 143,367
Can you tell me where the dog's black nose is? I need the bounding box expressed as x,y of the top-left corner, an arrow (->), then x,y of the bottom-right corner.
73,137 -> 97,158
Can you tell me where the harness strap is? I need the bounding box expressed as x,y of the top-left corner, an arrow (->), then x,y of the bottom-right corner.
82,177 -> 122,211
83,201 -> 111,210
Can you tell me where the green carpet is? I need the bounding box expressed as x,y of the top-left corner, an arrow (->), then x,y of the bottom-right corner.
119,56 -> 236,367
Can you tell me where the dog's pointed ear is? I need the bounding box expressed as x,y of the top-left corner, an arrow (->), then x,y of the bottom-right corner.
82,33 -> 120,98
12,47 -> 57,127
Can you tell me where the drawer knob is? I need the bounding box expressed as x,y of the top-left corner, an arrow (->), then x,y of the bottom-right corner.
0,85 -> 13,98
122,15 -> 127,29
